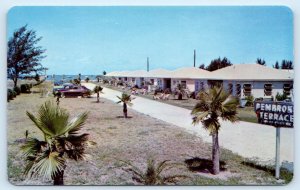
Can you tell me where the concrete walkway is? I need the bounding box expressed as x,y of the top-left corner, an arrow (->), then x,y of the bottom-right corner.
82,83 -> 294,168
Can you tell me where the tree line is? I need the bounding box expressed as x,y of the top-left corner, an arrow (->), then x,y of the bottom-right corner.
199,57 -> 293,71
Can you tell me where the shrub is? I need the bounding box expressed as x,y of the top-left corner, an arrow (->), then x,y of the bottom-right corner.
276,92 -> 287,101
189,91 -> 196,99
245,95 -> 254,107
12,90 -> 17,98
13,86 -> 21,95
7,89 -> 14,102
20,84 -> 30,93
117,81 -> 124,86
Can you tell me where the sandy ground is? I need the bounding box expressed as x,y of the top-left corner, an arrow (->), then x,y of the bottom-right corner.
82,83 -> 294,169
7,84 -> 285,185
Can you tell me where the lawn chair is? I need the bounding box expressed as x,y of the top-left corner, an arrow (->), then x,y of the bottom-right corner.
153,93 -> 160,100
163,94 -> 170,100
159,93 -> 165,99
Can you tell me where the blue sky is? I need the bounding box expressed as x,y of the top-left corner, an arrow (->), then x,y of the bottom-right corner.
7,6 -> 293,75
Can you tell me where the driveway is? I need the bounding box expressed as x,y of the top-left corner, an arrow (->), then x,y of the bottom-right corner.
82,83 -> 294,169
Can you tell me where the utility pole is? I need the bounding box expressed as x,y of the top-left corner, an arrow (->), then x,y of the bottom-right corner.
147,57 -> 149,72
194,49 -> 196,67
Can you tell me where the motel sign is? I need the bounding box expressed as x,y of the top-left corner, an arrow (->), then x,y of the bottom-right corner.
254,101 -> 294,128
254,101 -> 294,179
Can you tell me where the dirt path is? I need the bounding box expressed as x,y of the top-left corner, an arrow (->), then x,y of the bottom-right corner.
82,83 -> 294,169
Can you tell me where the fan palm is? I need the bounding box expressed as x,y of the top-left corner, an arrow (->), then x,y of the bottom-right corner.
176,84 -> 187,100
21,101 -> 93,185
121,158 -> 188,185
93,85 -> 103,103
54,91 -> 62,106
191,87 -> 239,175
116,93 -> 134,118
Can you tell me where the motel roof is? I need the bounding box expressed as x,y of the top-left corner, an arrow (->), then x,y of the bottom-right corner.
107,64 -> 293,81
171,67 -> 212,79
125,70 -> 149,78
211,64 -> 294,81
147,69 -> 173,78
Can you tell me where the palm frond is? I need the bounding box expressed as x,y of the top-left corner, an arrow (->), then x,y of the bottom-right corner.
26,151 -> 65,180
26,111 -> 54,137
191,101 -> 209,115
21,137 -> 47,156
221,110 -> 238,122
36,101 -> 70,136
64,133 -> 90,160
66,112 -> 89,135
192,111 -> 209,125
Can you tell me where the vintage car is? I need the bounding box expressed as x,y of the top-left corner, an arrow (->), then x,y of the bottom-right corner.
53,83 -> 75,93
54,84 -> 91,97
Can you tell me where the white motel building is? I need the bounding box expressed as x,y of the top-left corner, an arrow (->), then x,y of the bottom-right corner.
106,64 -> 294,99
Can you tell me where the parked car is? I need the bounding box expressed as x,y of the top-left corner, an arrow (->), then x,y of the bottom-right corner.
53,83 -> 75,93
58,85 -> 91,98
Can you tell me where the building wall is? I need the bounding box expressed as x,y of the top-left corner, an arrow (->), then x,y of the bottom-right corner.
222,80 -> 293,98
195,80 -> 209,93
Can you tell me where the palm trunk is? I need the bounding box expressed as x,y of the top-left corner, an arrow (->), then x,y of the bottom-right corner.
53,169 -> 64,185
56,97 -> 60,106
212,132 -> 220,175
178,93 -> 183,100
97,93 -> 99,103
13,76 -> 18,88
123,103 -> 128,118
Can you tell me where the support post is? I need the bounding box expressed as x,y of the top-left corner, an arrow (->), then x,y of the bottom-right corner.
193,49 -> 196,67
275,127 -> 280,179
147,57 -> 149,72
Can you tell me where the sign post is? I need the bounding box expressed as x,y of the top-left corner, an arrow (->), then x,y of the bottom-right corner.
275,127 -> 280,179
254,101 -> 293,179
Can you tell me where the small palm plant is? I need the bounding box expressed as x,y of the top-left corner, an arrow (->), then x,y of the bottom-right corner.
191,87 -> 239,175
21,101 -> 93,185
121,158 -> 188,185
54,91 -> 62,106
93,85 -> 103,103
176,84 -> 187,100
116,93 -> 134,118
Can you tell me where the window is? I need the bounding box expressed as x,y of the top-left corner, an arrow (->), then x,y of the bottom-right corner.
283,84 -> 292,95
228,83 -> 233,94
132,78 -> 135,83
150,79 -> 154,84
236,84 -> 241,97
124,77 -> 127,81
200,82 -> 205,91
243,84 -> 252,96
264,84 -> 272,96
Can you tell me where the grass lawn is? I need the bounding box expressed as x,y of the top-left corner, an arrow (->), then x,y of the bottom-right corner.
7,82 -> 292,185
101,83 -> 258,124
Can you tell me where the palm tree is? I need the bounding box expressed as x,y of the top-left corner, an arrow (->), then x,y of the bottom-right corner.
116,93 -> 134,118
93,85 -> 103,103
121,158 -> 188,185
21,101 -> 93,185
176,84 -> 187,100
54,91 -> 62,106
191,87 -> 239,175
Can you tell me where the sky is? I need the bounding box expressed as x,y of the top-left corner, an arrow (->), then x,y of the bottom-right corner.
7,6 -> 293,75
